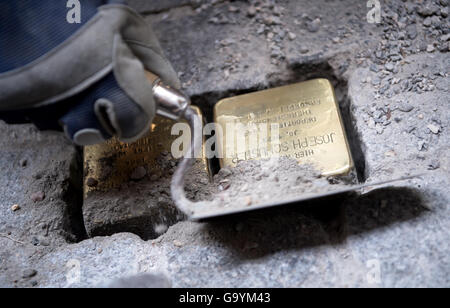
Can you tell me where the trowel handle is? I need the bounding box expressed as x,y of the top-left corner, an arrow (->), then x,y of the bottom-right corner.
145,71 -> 190,121
145,72 -> 200,216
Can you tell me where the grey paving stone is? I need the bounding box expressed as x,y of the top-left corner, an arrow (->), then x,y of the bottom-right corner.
0,122 -> 84,287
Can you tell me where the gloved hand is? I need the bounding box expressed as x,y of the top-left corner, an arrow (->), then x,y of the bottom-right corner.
0,0 -> 180,145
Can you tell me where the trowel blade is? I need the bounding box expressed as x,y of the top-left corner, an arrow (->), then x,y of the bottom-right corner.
189,174 -> 422,221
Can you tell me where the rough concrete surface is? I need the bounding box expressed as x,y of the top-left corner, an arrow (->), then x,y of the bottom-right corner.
0,123 -> 85,287
0,0 -> 449,287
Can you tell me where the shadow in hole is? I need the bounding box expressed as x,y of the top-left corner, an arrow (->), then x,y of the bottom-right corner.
202,187 -> 427,260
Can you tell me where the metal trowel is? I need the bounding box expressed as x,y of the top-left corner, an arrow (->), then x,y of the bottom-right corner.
84,73 -> 420,221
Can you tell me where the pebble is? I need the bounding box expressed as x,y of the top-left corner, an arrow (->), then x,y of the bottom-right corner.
150,174 -> 160,181
247,6 -> 256,17
20,159 -> 27,167
22,269 -> 37,279
173,240 -> 183,247
39,238 -> 50,247
376,126 -> 384,135
306,18 -> 321,33
423,17 -> 432,27
130,166 -> 147,181
154,224 -> 168,235
397,103 -> 414,112
417,4 -> 439,17
371,77 -> 381,86
406,24 -> 418,40
33,172 -> 43,180
11,204 -> 20,212
385,63 -> 395,72
218,167 -> 232,178
332,37 -> 340,44
300,46 -> 309,54
256,25 -> 265,35
219,179 -> 231,191
86,178 -> 98,188
198,178 -> 209,185
370,64 -> 379,72
427,124 -> 440,134
385,150 -> 396,157
245,196 -> 253,206
31,191 -> 45,203
428,160 -> 440,170
417,153 -> 426,160
31,237 -> 40,246
418,140 -> 426,151
441,34 -> 450,42
426,45 -> 435,52
228,6 -> 239,13
220,38 -> 236,46
442,7 -> 449,18
288,32 -> 297,40
264,16 -> 281,26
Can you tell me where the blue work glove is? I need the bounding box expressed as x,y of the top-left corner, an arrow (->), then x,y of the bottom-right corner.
0,0 -> 179,145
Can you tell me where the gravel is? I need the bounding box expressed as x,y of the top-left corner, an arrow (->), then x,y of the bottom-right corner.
30,192 -> 45,203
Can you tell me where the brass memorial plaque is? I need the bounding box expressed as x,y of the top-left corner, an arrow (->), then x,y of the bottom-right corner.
83,106 -> 208,197
214,79 -> 353,176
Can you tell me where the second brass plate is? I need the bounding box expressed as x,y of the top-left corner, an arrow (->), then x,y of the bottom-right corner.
84,106 -> 208,197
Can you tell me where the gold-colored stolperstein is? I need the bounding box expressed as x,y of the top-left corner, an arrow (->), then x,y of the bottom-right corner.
214,79 -> 354,176
83,106 -> 208,197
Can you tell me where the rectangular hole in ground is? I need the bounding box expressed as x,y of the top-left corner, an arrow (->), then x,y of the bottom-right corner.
191,60 -> 367,183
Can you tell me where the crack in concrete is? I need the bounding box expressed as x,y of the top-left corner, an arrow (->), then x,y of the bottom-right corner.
63,146 -> 88,243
